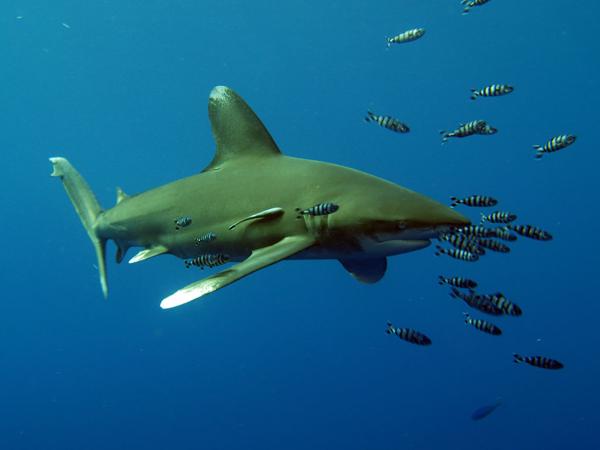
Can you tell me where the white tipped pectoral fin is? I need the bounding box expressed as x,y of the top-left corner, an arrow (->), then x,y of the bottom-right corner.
160,235 -> 315,309
128,245 -> 168,264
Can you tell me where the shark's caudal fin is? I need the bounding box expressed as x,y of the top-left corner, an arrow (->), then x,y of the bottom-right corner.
49,157 -> 109,298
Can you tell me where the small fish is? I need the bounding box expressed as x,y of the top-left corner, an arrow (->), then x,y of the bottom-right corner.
471,401 -> 502,420
481,211 -> 517,224
491,227 -> 518,242
195,232 -> 217,244
533,135 -> 576,159
438,275 -> 478,289
450,289 -> 503,316
506,224 -> 552,241
386,322 -> 431,345
439,233 -> 485,255
61,22 -> 71,29
386,28 -> 426,46
185,253 -> 229,269
486,292 -> 522,316
464,313 -> 502,335
476,238 -> 510,253
471,84 -> 514,100
296,202 -> 340,217
455,225 -> 497,238
462,0 -> 492,15
513,354 -> 564,370
174,216 -> 192,230
440,120 -> 488,143
450,195 -> 498,208
478,123 -> 498,135
435,245 -> 478,262
365,111 -> 410,133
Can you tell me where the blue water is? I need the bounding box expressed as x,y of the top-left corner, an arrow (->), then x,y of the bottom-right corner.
2,1 -> 598,449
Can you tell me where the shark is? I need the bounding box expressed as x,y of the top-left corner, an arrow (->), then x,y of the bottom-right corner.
50,86 -> 469,310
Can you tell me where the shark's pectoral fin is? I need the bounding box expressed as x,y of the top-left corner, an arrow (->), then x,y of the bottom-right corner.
339,257 -> 387,284
160,235 -> 315,309
128,245 -> 168,264
228,207 -> 284,230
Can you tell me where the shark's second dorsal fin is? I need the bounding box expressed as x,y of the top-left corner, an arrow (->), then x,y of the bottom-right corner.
115,186 -> 129,204
204,86 -> 281,171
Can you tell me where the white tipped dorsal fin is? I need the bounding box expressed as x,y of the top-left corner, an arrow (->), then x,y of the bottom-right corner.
228,207 -> 284,230
128,245 -> 168,264
204,86 -> 281,171
115,186 -> 129,204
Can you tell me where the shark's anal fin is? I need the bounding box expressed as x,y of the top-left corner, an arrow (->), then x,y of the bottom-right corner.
339,257 -> 387,284
129,245 -> 168,264
160,235 -> 315,309
228,207 -> 284,230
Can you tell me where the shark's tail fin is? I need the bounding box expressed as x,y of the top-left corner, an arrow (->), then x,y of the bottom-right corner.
49,157 -> 108,298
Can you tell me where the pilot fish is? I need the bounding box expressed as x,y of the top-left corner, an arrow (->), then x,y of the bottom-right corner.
440,120 -> 487,143
450,195 -> 498,208
386,28 -> 425,46
438,275 -> 478,289
476,238 -> 510,253
464,313 -> 502,335
185,253 -> 230,269
365,111 -> 410,133
435,245 -> 479,262
480,211 -> 517,224
296,202 -> 340,217
470,84 -> 513,100
513,354 -> 564,370
533,135 -> 576,159
439,233 -> 485,255
174,216 -> 192,230
462,0 -> 491,15
386,322 -> 432,345
506,224 -> 552,241
450,288 -> 503,316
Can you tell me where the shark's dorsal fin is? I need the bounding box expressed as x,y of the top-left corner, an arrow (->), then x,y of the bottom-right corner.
160,235 -> 315,309
128,245 -> 168,264
204,86 -> 281,171
339,257 -> 387,284
115,186 -> 129,204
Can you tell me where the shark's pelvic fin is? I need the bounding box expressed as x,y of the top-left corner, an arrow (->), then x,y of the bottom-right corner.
204,86 -> 281,172
160,235 -> 315,309
228,207 -> 284,231
339,257 -> 387,284
115,186 -> 129,204
49,157 -> 109,298
128,245 -> 169,264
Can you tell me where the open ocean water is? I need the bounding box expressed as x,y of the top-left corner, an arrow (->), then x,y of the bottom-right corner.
1,1 -> 598,449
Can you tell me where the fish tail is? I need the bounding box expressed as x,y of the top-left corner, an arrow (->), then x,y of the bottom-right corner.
480,212 -> 486,224
463,312 -> 470,323
449,196 -> 457,208
513,353 -> 524,364
470,89 -> 478,100
438,275 -> 445,285
365,111 -> 373,122
534,152 -> 543,159
435,245 -> 443,256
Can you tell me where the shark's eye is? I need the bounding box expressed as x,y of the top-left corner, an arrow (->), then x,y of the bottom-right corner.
397,221 -> 407,230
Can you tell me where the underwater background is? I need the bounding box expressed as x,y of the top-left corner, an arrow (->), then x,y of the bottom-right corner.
1,1 -> 599,449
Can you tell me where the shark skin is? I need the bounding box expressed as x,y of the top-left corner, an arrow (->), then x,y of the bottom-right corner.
50,85 -> 469,309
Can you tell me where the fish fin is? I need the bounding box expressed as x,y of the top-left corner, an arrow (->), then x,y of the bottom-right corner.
128,245 -> 168,264
534,152 -> 543,159
228,207 -> 284,230
339,257 -> 387,284
480,212 -> 486,223
115,186 -> 129,204
513,353 -> 523,364
203,86 -> 281,172
532,144 -> 541,150
160,235 -> 315,309
115,241 -> 130,264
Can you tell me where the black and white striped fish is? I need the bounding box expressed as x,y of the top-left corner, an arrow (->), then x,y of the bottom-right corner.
450,288 -> 503,316
450,195 -> 498,208
185,253 -> 230,269
477,238 -> 510,253
470,84 -> 513,100
480,211 -> 517,224
439,233 -> 485,255
386,28 -> 425,46
174,216 -> 192,230
533,135 -> 576,159
492,227 -> 518,242
435,245 -> 479,262
296,202 -> 340,217
506,224 -> 553,241
485,292 -> 522,316
438,275 -> 478,289
386,322 -> 432,345
464,313 -> 502,335
365,111 -> 410,133
440,120 -> 487,143
478,123 -> 498,135
455,225 -> 497,238
513,354 -> 564,370
195,232 -> 217,245
462,0 -> 491,15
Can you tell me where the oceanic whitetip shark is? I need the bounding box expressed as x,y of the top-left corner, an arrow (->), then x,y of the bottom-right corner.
50,86 -> 469,309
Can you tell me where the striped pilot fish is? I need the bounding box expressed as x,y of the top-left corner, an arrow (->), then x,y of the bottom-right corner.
484,292 -> 522,316
195,231 -> 217,245
439,233 -> 485,255
440,120 -> 487,143
184,253 -> 230,269
450,288 -> 503,316
462,0 -> 491,15
450,195 -> 498,208
480,211 -> 517,224
492,227 -> 518,242
478,123 -> 498,135
386,28 -> 425,46
506,224 -> 552,241
435,245 -> 478,262
463,313 -> 502,335
513,354 -> 564,370
386,322 -> 432,345
365,111 -> 410,133
533,135 -> 576,159
438,275 -> 478,289
296,202 -> 340,217
455,225 -> 497,238
476,238 -> 510,253
174,215 -> 192,230
471,84 -> 514,100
